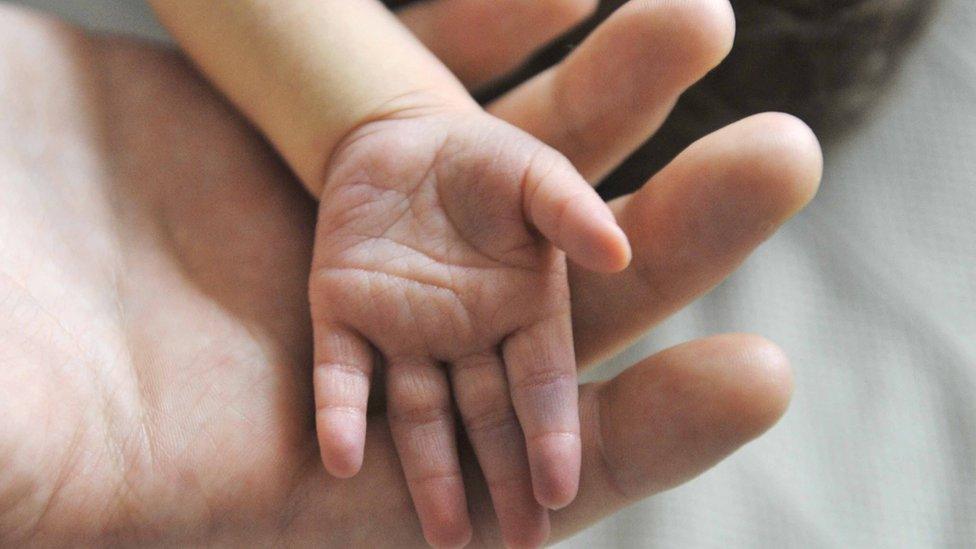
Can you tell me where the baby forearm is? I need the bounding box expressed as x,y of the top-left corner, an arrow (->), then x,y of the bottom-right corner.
149,0 -> 474,196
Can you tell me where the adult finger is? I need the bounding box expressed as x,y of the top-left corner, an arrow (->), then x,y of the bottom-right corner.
552,333 -> 794,541
570,113 -> 822,365
398,0 -> 598,89
489,0 -> 735,182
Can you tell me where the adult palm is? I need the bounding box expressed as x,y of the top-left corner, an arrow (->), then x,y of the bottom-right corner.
0,1 -> 821,546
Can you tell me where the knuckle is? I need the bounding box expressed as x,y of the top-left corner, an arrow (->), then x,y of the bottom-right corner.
386,362 -> 450,410
407,469 -> 464,486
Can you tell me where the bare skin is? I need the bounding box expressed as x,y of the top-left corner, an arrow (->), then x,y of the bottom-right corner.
148,2 -> 636,544
312,108 -> 636,545
0,0 -> 821,547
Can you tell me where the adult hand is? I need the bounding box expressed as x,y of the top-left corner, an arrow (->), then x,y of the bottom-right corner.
0,1 -> 820,546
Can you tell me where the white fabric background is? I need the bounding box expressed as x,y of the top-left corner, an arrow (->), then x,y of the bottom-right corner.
5,0 -> 974,547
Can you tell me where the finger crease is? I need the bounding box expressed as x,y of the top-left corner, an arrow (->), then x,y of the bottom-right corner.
390,406 -> 453,427
316,362 -> 371,381
511,369 -> 575,394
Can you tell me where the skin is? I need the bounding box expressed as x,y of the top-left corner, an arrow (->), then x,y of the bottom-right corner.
0,0 -> 821,547
147,3 -> 635,542
145,1 -> 619,544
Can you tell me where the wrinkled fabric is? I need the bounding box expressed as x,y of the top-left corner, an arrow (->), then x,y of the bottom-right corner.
6,0 -> 975,546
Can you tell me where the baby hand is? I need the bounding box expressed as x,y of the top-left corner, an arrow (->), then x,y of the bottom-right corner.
310,107 -> 630,546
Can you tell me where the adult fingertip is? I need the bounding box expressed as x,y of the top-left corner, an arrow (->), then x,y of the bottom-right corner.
597,334 -> 795,496
655,333 -> 795,447
716,333 -> 794,435
667,0 -> 736,74
757,112 -> 824,214
693,0 -> 737,71
611,0 -> 736,85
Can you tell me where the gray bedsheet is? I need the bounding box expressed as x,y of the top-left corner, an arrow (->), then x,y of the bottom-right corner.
6,0 -> 975,546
